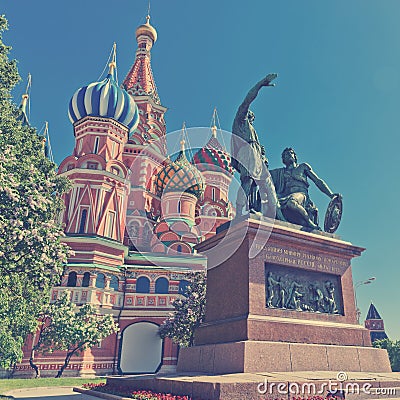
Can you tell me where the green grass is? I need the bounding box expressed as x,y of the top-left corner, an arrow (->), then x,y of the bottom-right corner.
0,377 -> 106,395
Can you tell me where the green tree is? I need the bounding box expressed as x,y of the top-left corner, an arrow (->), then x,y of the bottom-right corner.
30,291 -> 118,378
0,15 -> 71,368
159,272 -> 206,347
374,339 -> 400,372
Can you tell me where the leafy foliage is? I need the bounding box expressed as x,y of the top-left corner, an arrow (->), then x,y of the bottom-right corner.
30,291 -> 118,378
159,272 -> 206,347
0,15 -> 71,367
373,338 -> 400,372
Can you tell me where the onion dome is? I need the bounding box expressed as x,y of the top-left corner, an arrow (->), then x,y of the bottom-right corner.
68,52 -> 139,133
136,15 -> 157,43
155,140 -> 205,199
192,125 -> 234,175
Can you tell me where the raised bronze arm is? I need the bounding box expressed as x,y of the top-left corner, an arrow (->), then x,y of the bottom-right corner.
235,74 -> 278,122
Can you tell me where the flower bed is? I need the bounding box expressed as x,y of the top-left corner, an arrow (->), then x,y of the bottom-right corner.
82,382 -> 342,400
82,383 -> 191,400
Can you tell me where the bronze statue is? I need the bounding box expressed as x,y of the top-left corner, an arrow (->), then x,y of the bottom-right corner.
231,74 -> 284,219
287,280 -> 303,310
267,272 -> 286,308
324,281 -> 339,314
276,277 -> 286,309
266,271 -> 279,307
265,270 -> 343,314
309,283 -> 325,312
270,148 -> 337,230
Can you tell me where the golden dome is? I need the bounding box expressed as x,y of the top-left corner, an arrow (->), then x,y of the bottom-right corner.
135,15 -> 157,43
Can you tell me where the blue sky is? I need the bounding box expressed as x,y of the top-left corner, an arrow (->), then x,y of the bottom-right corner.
3,1 -> 400,338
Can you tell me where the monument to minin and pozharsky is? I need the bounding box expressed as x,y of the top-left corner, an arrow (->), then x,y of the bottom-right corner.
177,74 -> 391,374
106,74 -> 392,400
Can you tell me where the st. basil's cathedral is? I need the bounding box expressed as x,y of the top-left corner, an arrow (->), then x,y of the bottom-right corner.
16,16 -> 234,376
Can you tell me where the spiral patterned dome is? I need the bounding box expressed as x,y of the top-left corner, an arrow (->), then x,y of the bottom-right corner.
155,150 -> 205,199
68,67 -> 139,133
193,135 -> 233,175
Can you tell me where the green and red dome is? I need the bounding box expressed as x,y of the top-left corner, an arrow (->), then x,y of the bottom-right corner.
155,150 -> 205,199
192,136 -> 233,175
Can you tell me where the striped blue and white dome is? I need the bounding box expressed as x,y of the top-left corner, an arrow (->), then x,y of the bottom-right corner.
68,68 -> 139,133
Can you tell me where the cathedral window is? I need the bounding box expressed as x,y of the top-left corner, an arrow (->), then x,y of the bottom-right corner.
87,162 -> 98,170
177,244 -> 182,253
110,275 -> 119,291
177,201 -> 181,214
82,272 -> 90,287
155,277 -> 169,294
67,271 -> 77,287
212,187 -> 216,201
78,209 -> 88,233
136,276 -> 150,293
93,137 -> 100,154
111,166 -> 120,176
96,273 -> 105,289
105,211 -> 116,238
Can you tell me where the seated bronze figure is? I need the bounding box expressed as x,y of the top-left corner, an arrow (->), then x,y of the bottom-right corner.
270,148 -> 336,230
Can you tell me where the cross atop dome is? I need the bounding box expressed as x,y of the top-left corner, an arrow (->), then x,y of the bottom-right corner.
211,125 -> 217,138
177,122 -> 190,160
206,108 -> 227,151
108,42 -> 117,77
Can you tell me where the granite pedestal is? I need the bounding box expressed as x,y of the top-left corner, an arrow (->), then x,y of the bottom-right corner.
177,216 -> 391,374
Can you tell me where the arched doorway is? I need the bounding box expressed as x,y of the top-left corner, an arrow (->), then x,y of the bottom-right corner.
119,322 -> 163,374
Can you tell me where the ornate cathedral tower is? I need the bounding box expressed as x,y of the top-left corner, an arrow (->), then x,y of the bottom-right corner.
59,50 -> 139,266
123,15 -> 166,153
121,16 -> 167,252
193,123 -> 234,239
152,138 -> 205,254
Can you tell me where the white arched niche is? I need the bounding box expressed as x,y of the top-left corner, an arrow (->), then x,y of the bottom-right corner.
119,322 -> 163,374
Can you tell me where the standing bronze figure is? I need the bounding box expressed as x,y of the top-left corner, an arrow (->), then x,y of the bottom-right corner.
270,148 -> 338,230
231,74 -> 284,219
